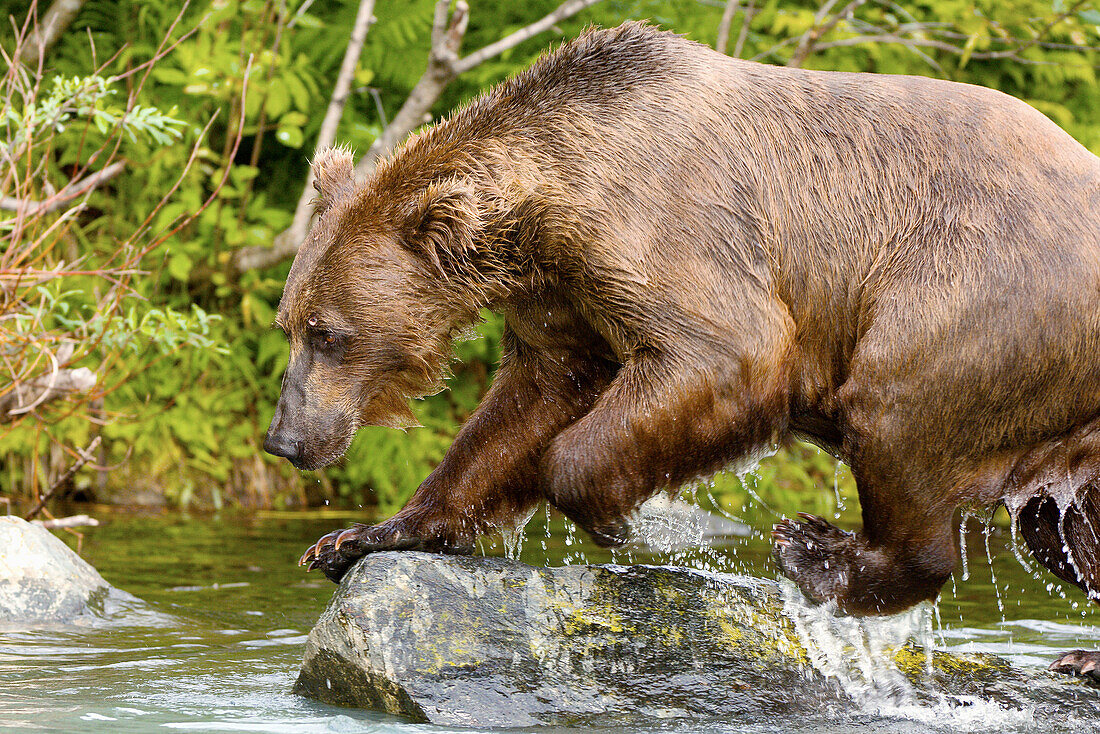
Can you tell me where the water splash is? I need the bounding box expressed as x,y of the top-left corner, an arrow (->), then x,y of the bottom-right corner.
832,462 -> 846,520
630,493 -> 749,553
500,504 -> 539,560
983,521 -> 1006,617
1009,511 -> 1036,575
780,579 -> 928,704
959,511 -> 972,581
561,517 -> 590,566
780,582 -> 1040,731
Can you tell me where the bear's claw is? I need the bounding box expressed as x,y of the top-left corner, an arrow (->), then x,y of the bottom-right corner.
1049,650 -> 1100,684
772,513 -> 855,606
299,522 -> 475,583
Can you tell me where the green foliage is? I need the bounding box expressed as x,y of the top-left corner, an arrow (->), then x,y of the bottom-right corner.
12,285 -> 221,356
2,73 -> 183,150
2,0 -> 1099,518
0,60 -> 219,505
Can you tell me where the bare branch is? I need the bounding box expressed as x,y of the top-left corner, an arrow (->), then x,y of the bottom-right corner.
234,0 -> 376,274
287,0 -> 319,29
813,33 -> 973,55
453,0 -> 603,75
18,0 -> 88,66
814,10 -> 1098,67
782,0 -> 1093,69
0,161 -> 124,216
929,28 -> 1100,55
351,0 -> 604,191
749,35 -> 800,63
232,0 -> 379,273
962,0 -> 1090,62
24,436 -> 102,520
314,0 -> 378,172
733,0 -> 757,59
354,1 -> 469,177
236,0 -> 605,272
33,514 -> 101,529
716,0 -> 739,55
787,0 -> 867,68
0,366 -> 97,419
430,0 -> 452,48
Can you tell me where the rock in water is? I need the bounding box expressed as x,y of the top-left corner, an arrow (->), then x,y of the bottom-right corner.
295,552 -> 834,726
294,552 -> 1100,727
0,516 -> 147,625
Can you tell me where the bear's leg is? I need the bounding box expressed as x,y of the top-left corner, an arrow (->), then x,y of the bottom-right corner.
771,493 -> 958,615
1015,484 -> 1100,680
539,350 -> 790,547
300,335 -> 617,582
1016,486 -> 1100,601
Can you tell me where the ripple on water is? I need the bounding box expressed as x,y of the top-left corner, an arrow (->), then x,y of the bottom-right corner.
1,510 -> 1099,733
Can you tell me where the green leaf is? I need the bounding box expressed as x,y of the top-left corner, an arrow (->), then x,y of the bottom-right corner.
275,124 -> 304,148
167,252 -> 193,282
958,33 -> 980,69
293,12 -> 323,30
284,75 -> 313,112
151,67 -> 191,85
264,83 -> 290,118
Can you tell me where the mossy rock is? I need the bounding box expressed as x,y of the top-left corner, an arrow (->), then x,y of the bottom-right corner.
294,552 -> 1100,727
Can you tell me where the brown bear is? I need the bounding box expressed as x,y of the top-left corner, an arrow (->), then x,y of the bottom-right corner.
264,23 -> 1100,679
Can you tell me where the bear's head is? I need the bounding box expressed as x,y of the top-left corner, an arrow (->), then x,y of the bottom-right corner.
263,146 -> 483,470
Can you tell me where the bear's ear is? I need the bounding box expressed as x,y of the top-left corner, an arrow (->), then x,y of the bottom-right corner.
402,178 -> 481,277
310,145 -> 356,215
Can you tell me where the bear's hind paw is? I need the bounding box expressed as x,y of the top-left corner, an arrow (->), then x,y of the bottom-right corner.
1049,650 -> 1100,685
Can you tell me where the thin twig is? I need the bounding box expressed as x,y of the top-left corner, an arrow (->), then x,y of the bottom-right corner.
232,0 -> 380,273
787,0 -> 867,68
24,435 -> 101,520
452,0 -> 603,75
0,161 -> 125,215
233,0 -> 606,272
289,0 -> 377,248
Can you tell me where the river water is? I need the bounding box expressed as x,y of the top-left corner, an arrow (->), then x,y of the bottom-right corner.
2,504 -> 1099,733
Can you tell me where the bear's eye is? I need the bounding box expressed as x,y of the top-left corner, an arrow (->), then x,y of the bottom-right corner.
309,327 -> 344,353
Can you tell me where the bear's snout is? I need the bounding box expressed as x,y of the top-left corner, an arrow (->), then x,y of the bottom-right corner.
263,424 -> 303,465
264,398 -> 307,465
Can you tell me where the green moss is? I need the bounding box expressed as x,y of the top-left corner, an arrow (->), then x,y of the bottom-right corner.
893,643 -> 1012,682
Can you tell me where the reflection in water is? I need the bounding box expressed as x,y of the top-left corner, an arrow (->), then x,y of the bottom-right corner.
0,506 -> 1098,733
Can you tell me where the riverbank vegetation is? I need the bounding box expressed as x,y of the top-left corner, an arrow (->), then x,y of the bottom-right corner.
2,0 -> 1098,522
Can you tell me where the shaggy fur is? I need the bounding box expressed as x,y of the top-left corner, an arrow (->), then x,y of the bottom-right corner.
265,22 -> 1100,674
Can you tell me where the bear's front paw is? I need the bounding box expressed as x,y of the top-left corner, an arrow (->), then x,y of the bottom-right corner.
298,521 -> 471,583
298,524 -> 412,583
771,513 -> 855,606
1049,650 -> 1100,685
587,518 -> 631,548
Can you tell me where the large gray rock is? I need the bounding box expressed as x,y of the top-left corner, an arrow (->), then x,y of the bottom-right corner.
295,552 -> 1100,728
0,515 -> 150,626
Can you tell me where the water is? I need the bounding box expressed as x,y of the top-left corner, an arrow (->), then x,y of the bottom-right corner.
2,506 -> 1099,733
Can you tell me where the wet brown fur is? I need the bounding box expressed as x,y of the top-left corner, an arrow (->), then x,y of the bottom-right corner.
267,23 -> 1100,626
